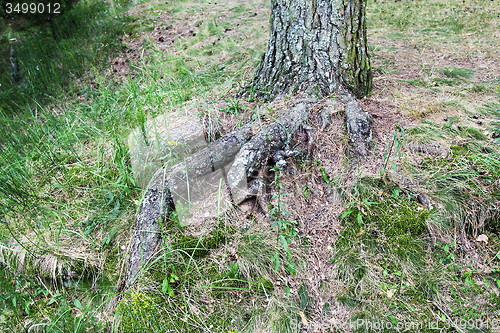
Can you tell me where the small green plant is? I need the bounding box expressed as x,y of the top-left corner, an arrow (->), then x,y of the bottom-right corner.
435,242 -> 456,265
315,160 -> 331,184
380,124 -> 405,177
222,98 -> 244,114
226,263 -> 240,279
440,67 -> 474,80
161,265 -> 180,297
341,183 -> 378,226
489,266 -> 500,289
246,85 -> 257,102
269,163 -> 298,276
302,185 -> 315,199
463,266 -> 481,291
320,167 -> 330,184
112,133 -> 136,197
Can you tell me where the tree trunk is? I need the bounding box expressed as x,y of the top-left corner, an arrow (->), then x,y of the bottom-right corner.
251,0 -> 372,100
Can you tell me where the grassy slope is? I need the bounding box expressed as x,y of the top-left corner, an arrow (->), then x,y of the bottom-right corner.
0,0 -> 499,332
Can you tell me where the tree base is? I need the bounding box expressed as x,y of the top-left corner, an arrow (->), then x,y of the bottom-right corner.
122,91 -> 372,288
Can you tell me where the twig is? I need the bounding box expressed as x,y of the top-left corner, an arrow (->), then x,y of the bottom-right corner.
430,301 -> 465,333
306,209 -> 326,224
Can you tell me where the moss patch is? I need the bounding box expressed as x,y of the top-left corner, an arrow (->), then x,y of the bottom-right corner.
336,196 -> 429,260
117,291 -> 232,333
172,224 -> 235,259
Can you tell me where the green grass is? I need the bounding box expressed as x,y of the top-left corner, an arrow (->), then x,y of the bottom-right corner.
332,73 -> 500,327
117,223 -> 236,333
0,0 -> 127,115
0,0 -> 274,330
0,0 -> 237,330
368,0 -> 498,37
333,171 -> 500,332
441,67 -> 474,80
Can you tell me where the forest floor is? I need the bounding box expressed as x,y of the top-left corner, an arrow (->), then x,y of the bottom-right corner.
1,0 -> 500,332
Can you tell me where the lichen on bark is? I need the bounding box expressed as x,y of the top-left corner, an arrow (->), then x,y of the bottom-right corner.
337,0 -> 372,98
249,0 -> 372,100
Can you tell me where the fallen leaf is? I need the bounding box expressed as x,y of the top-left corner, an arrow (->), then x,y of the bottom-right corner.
299,311 -> 308,326
476,234 -> 488,244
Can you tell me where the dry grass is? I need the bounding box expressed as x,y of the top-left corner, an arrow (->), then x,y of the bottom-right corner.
0,231 -> 103,282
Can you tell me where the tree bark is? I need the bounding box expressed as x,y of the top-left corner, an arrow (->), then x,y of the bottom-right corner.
250,0 -> 372,100
227,98 -> 314,203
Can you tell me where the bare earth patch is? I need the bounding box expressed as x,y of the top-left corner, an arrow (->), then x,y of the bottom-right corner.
109,0 -> 271,80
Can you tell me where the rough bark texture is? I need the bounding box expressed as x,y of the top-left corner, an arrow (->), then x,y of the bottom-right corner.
227,98 -> 314,203
251,0 -> 372,100
125,125 -> 253,286
341,91 -> 373,156
338,0 -> 372,97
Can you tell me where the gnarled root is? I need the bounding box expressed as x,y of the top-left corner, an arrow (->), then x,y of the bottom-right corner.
124,124 -> 253,287
123,92 -> 373,289
227,98 -> 315,204
341,91 -> 373,157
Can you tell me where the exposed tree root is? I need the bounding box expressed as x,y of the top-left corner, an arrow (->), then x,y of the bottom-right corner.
341,91 -> 373,157
227,97 -> 314,204
124,124 -> 253,286
123,92 -> 372,288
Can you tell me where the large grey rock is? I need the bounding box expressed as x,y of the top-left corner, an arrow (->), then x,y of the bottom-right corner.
128,111 -> 207,188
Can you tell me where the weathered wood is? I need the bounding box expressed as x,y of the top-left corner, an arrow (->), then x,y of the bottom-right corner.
125,124 -> 253,286
341,91 -> 373,157
227,98 -> 314,203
